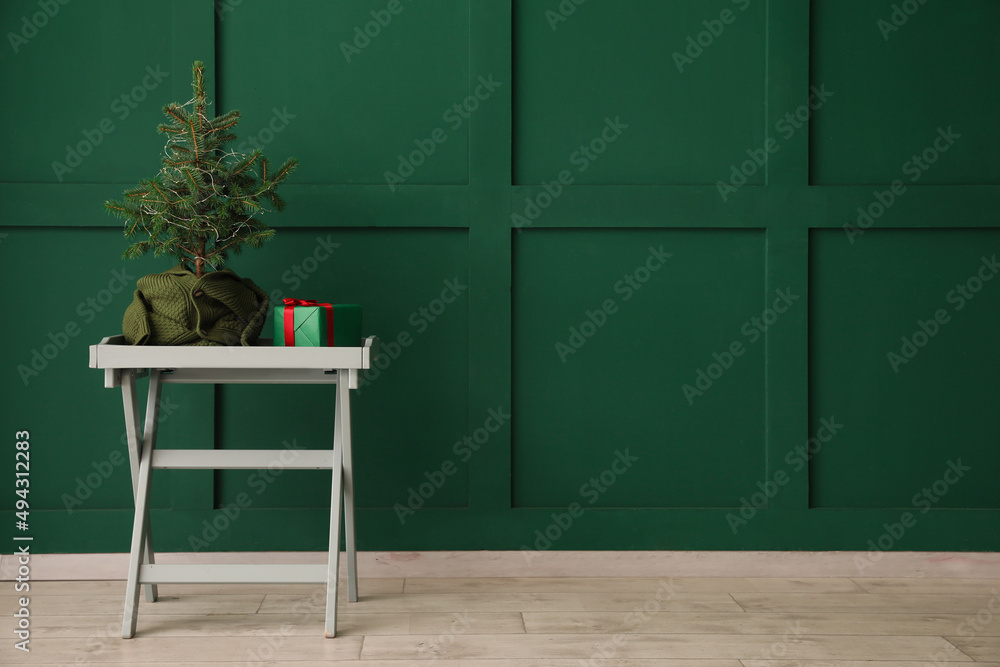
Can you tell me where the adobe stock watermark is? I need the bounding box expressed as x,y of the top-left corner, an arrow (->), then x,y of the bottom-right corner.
927,640 -> 978,666
230,106 -> 296,155
7,0 -> 70,54
877,0 -> 930,41
843,126 -> 960,244
726,417 -> 843,534
72,618 -> 126,664
188,439 -> 304,551
521,449 -> 638,563
17,268 -> 136,386
717,84 -> 834,201
886,254 -> 999,373
417,613 -> 473,664
746,620 -> 807,664
340,0 -> 413,63
682,288 -> 799,405
61,396 -> 182,513
394,406 -> 511,524
241,583 -> 326,664
214,0 -> 243,20
512,116 -> 628,233
545,0 -> 587,31
853,459 -> 971,573
50,65 -> 170,182
956,588 -> 1000,638
357,276 -> 469,392
384,75 -> 502,191
672,0 -> 752,73
270,234 -> 339,293
554,245 -> 671,363
579,579 -> 679,667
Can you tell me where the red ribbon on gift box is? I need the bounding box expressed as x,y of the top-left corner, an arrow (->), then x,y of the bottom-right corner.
282,298 -> 334,346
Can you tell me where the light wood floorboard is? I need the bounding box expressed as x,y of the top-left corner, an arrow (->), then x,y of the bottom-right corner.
0,635 -> 365,662
945,636 -> 1000,661
359,633 -> 970,661
730,592 -> 1000,615
403,576 -> 866,594
853,577 -> 1000,595
2,576 -> 998,664
0,579 -> 405,597
741,663 -> 1000,667
522,611 -> 1000,636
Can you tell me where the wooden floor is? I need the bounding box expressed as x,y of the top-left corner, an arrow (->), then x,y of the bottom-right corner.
2,576 -> 1000,665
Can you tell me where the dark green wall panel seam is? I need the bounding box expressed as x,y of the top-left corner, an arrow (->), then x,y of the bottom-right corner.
466,0 -> 513,510
7,183 -> 999,229
761,215 -> 810,513
508,186 -> 769,228
0,184 -> 475,227
767,0 -> 814,516
781,185 -> 1000,229
469,0 -> 512,187
765,0 -> 810,186
467,199 -> 513,510
502,184 -> 1000,230
275,185 -> 473,228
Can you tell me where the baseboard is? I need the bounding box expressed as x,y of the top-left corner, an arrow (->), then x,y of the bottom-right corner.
3,550 -> 999,581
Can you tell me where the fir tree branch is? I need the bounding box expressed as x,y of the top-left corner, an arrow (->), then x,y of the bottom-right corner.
163,105 -> 187,125
207,119 -> 239,134
231,152 -> 261,177
271,158 -> 298,184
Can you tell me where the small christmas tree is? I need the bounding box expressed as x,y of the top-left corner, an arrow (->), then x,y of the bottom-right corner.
106,61 -> 298,278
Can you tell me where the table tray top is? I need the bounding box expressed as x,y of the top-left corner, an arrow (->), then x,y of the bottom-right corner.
89,335 -> 378,371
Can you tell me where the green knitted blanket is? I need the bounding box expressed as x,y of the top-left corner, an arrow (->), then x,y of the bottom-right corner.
122,265 -> 269,346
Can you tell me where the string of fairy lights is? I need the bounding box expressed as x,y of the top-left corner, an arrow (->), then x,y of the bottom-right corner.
129,93 -> 279,270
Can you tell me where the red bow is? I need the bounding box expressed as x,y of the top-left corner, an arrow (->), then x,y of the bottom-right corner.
282,298 -> 334,346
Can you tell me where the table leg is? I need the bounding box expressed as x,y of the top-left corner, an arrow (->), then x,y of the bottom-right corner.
340,374 -> 359,603
139,371 -> 163,600
121,371 -> 158,603
324,379 -> 346,638
122,370 -> 161,638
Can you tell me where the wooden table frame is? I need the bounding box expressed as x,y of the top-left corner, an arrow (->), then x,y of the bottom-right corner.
88,335 -> 379,639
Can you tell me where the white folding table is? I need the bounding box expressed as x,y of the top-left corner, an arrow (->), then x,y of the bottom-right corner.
88,335 -> 378,639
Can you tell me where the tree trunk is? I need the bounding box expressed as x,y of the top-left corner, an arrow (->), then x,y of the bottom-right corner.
195,237 -> 206,277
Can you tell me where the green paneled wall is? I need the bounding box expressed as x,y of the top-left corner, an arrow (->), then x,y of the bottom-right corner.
809,228 -> 1000,509
218,0 -> 471,185
513,0 -> 767,185
513,229 -> 767,508
810,0 -> 1000,185
1,2 -> 176,184
1,0 -> 998,554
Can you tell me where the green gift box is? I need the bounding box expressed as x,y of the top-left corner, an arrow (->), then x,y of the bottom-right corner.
273,300 -> 363,347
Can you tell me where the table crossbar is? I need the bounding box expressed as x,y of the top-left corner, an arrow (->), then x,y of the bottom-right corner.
139,563 -> 330,584
152,450 -> 334,470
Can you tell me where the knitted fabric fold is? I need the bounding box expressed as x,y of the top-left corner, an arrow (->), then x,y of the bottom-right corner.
122,265 -> 269,346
